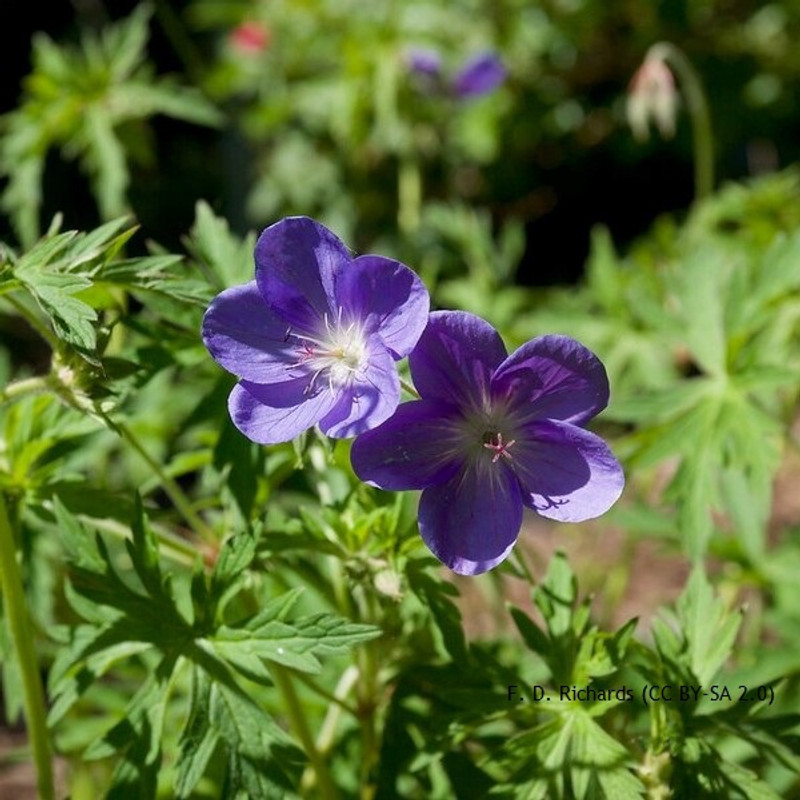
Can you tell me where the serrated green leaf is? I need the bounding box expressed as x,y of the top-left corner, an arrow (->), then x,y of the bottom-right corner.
211,527 -> 258,591
210,611 -> 380,675
52,497 -> 105,572
676,567 -> 742,685
175,667 -> 221,798
209,674 -> 303,798
669,247 -> 730,376
16,267 -> 97,351
185,200 -> 257,289
127,493 -> 163,597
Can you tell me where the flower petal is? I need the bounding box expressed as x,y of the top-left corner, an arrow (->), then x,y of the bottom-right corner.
407,48 -> 442,78
418,465 -> 523,575
350,399 -> 463,489
453,52 -> 506,98
335,255 -> 429,358
202,282 -> 301,382
492,335 -> 610,426
228,377 -> 338,444
255,216 -> 346,331
511,419 -> 624,522
409,311 -> 507,406
319,342 -> 401,438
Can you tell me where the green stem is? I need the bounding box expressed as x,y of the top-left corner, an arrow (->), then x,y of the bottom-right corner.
313,666 -> 360,754
398,159 -> 422,235
292,668 -> 359,718
355,591 -> 381,800
511,547 -> 536,585
0,494 -> 54,800
399,377 -> 420,399
116,422 -> 216,542
0,375 -> 50,405
649,42 -> 714,200
270,663 -> 341,800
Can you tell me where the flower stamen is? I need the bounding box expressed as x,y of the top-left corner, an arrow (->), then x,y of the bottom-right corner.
483,432 -> 516,463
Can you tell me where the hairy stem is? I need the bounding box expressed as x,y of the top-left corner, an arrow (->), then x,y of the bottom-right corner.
0,494 -> 54,800
0,375 -> 51,405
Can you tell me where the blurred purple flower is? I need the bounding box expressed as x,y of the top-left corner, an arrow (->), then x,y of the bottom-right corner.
407,48 -> 443,79
351,311 -> 624,575
202,217 -> 429,444
453,52 -> 507,98
406,48 -> 506,99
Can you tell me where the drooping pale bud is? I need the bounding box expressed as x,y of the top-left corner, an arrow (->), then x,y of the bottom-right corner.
627,53 -> 678,141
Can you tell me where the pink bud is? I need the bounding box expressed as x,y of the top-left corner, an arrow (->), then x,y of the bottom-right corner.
230,21 -> 271,55
627,55 -> 677,141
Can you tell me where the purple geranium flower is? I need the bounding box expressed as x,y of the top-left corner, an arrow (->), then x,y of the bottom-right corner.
351,311 -> 624,575
202,216 -> 429,444
452,52 -> 507,99
406,49 -> 506,99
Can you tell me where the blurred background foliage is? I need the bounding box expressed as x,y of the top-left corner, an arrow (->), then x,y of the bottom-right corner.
4,0 -> 800,282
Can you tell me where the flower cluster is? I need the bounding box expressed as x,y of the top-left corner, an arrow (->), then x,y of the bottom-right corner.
203,217 -> 623,574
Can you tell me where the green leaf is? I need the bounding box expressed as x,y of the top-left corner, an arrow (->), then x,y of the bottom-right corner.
209,608 -> 381,676
175,666 -> 302,799
667,246 -> 731,376
675,567 -> 743,686
82,105 -> 129,219
175,666 -> 222,798
509,605 -> 550,658
534,552 -> 576,640
127,493 -> 163,598
185,200 -> 257,289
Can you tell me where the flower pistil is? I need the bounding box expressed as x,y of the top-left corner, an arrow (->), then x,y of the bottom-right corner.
483,431 -> 516,463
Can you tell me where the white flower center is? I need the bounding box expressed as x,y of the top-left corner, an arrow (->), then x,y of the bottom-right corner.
290,308 -> 368,395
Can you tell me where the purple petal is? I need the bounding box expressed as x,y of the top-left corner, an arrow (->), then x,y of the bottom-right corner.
406,48 -> 442,78
409,311 -> 507,406
511,419 -> 624,522
255,216 -> 347,332
418,465 -> 522,575
335,255 -> 429,359
492,335 -> 610,426
453,52 -> 506,99
350,399 -> 463,489
228,377 -> 338,444
319,342 -> 401,438
202,282 -> 302,383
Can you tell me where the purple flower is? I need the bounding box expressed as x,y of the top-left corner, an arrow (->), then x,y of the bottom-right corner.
351,311 -> 624,575
202,217 -> 429,444
406,48 -> 506,99
453,52 -> 507,99
406,48 -> 443,79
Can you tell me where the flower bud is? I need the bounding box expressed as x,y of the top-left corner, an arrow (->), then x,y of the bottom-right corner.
627,54 -> 677,141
